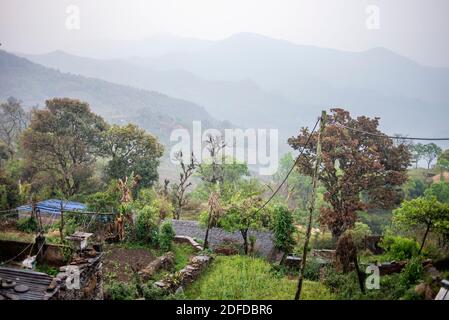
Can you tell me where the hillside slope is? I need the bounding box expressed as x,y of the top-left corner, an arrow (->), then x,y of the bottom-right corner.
0,50 -> 222,142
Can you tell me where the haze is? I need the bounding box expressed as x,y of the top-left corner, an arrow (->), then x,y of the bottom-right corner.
1,0 -> 449,67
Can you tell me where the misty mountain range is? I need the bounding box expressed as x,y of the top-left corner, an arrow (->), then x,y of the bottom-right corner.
0,50 -> 223,143
1,33 -> 449,152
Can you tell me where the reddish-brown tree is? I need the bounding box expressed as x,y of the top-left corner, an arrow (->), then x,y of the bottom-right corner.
288,108 -> 410,240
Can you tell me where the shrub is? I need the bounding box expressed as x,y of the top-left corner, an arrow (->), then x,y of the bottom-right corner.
142,282 -> 166,300
272,205 -> 296,254
322,266 -> 413,300
16,216 -> 38,233
380,235 -> 420,260
399,257 -> 424,287
135,205 -> 159,245
105,281 -> 138,300
311,232 -> 335,250
302,258 -> 323,281
345,222 -> 372,249
159,221 -> 175,252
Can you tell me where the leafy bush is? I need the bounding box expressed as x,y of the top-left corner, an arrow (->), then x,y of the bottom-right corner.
142,282 -> 166,300
85,183 -> 120,213
399,257 -> 424,287
158,221 -> 175,252
272,205 -> 296,254
380,236 -> 420,260
135,205 -> 159,245
346,222 -> 372,249
322,266 -> 413,300
302,258 -> 323,281
311,232 -> 335,250
16,216 -> 38,233
105,281 -> 138,300
358,209 -> 392,235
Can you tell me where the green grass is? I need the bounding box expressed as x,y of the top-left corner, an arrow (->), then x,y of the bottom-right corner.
172,243 -> 196,271
184,255 -> 335,300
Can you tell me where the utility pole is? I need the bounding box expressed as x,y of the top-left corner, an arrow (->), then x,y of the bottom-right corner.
295,110 -> 326,300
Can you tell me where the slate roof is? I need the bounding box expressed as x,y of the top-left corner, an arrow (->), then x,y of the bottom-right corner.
0,267 -> 59,300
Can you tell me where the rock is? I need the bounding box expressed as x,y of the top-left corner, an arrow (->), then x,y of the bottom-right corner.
14,284 -> 29,293
414,282 -> 435,300
214,245 -> 239,256
139,252 -> 175,281
154,281 -> 166,289
4,293 -> 20,300
175,286 -> 184,295
47,279 -> 58,291
1,280 -> 16,289
424,265 -> 441,281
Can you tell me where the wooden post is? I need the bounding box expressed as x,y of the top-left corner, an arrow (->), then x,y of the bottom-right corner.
295,110 -> 326,300
60,201 -> 65,243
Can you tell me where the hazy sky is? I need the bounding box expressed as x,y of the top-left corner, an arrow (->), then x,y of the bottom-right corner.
1,0 -> 448,66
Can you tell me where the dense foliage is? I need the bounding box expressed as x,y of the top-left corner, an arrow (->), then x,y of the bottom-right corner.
288,108 -> 411,240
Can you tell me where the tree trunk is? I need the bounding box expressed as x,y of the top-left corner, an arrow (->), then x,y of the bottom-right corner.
419,224 -> 431,255
295,111 -> 326,300
241,230 -> 248,255
353,251 -> 366,295
203,226 -> 210,249
59,210 -> 65,243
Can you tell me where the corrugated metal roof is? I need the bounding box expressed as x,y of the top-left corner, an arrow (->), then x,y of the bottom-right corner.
0,267 -> 59,300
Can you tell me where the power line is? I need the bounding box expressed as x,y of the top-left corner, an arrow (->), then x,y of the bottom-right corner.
335,123 -> 449,141
254,117 -> 321,214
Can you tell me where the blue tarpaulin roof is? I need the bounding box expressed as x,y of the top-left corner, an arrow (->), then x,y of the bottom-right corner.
16,199 -> 87,215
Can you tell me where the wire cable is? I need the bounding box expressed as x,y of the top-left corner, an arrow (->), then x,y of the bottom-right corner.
334,123 -> 449,141
254,117 -> 321,214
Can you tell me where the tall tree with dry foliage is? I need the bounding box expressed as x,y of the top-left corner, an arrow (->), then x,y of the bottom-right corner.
288,108 -> 410,240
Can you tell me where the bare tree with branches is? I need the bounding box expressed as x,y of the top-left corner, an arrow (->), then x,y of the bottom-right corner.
171,151 -> 197,220
198,135 -> 226,248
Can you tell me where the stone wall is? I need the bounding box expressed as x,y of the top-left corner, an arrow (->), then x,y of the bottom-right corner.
52,249 -> 103,300
155,255 -> 212,293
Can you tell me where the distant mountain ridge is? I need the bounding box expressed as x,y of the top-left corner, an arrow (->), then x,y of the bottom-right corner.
0,50 -> 223,143
21,33 -> 449,148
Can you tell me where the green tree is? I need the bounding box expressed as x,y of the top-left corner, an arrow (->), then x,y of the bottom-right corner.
421,143 -> 442,170
196,155 -> 249,202
439,149 -> 449,162
273,153 -> 312,211
288,108 -> 410,240
21,98 -> 108,197
0,170 -> 20,210
436,157 -> 449,181
0,97 -> 29,158
424,182 -> 449,203
410,143 -> 426,169
402,177 -> 428,200
102,124 -> 163,188
159,221 -> 176,252
393,197 -> 449,254
272,205 -> 296,261
221,181 -> 267,254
